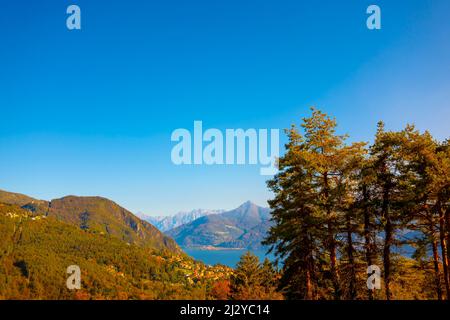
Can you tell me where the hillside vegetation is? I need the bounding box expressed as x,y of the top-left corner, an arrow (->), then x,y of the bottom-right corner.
0,190 -> 179,253
0,202 -> 231,299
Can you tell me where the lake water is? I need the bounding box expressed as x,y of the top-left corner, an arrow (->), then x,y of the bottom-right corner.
183,248 -> 275,268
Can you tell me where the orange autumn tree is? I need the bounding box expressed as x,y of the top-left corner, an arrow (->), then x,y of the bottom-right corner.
210,280 -> 231,300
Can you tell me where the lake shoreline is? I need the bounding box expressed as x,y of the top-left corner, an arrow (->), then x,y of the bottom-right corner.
183,248 -> 274,268
182,245 -> 247,251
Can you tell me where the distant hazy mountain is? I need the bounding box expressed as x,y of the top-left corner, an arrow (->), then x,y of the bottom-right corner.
166,201 -> 272,250
0,189 -> 180,253
142,209 -> 225,232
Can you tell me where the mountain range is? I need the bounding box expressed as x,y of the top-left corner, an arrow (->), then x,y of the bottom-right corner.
166,201 -> 272,250
140,209 -> 225,232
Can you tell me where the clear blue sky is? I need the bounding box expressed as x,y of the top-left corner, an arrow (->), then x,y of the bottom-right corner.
0,0 -> 449,215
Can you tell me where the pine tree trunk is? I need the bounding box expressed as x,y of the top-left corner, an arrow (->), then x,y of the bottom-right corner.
362,184 -> 374,300
305,268 -> 312,300
324,172 -> 341,300
346,214 -> 357,299
382,180 -> 392,300
304,231 -> 314,300
328,224 -> 341,300
437,202 -> 450,299
383,218 -> 392,300
432,236 -> 443,300
308,233 -> 318,300
446,207 -> 450,282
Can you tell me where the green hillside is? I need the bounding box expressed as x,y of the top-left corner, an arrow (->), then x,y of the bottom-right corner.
0,202 -> 231,299
47,196 -> 180,252
0,190 -> 179,253
0,189 -> 49,216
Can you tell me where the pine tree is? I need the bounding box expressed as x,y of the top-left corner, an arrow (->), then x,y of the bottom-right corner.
260,258 -> 277,289
412,136 -> 450,299
230,251 -> 263,299
369,122 -> 410,300
430,140 -> 450,299
354,159 -> 380,300
264,123 -> 322,299
265,108 -> 365,300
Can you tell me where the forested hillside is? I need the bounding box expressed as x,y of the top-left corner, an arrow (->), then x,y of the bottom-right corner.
0,190 -> 179,253
0,203 -> 231,299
